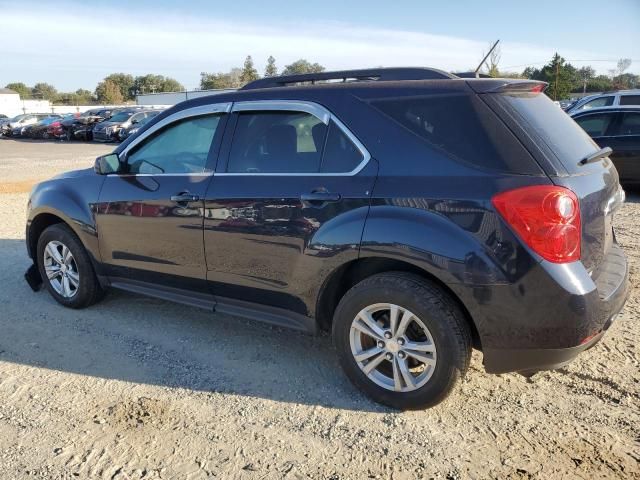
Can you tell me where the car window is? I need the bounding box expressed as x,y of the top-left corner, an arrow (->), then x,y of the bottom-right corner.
371,93 -> 540,173
614,112 -> 640,136
320,121 -> 364,173
578,96 -> 614,110
619,95 -> 640,106
574,113 -> 615,137
227,111 -> 327,173
127,114 -> 222,175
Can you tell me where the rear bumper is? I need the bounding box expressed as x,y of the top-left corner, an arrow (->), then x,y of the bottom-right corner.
462,243 -> 629,374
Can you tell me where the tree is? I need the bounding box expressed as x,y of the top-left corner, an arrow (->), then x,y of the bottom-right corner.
96,73 -> 135,101
612,59 -> 633,89
95,79 -> 124,104
481,44 -> 501,77
577,66 -> 596,93
265,56 -> 278,77
282,59 -> 325,75
32,82 -> 58,101
523,53 -> 576,100
5,82 -> 31,99
240,55 -> 259,84
131,74 -> 184,96
200,68 -> 243,90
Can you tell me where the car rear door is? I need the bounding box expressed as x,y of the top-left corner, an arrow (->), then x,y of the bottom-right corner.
95,103 -> 229,293
203,100 -> 377,318
605,111 -> 640,184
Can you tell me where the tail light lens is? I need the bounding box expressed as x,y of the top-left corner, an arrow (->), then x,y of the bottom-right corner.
492,185 -> 581,263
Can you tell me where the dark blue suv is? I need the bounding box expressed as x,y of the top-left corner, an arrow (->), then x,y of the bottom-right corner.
24,68 -> 629,409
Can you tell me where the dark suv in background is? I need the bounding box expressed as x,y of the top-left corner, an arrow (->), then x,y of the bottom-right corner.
24,68 -> 629,409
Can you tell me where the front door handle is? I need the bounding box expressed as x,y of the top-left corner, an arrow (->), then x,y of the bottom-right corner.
300,190 -> 341,207
171,192 -> 200,204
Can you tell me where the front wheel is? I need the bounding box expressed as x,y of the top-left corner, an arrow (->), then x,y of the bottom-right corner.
36,224 -> 104,308
332,272 -> 471,410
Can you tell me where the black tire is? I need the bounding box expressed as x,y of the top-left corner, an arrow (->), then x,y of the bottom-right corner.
36,223 -> 104,309
332,272 -> 471,410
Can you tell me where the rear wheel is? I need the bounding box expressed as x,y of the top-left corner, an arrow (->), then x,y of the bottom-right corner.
332,272 -> 471,409
36,224 -> 104,308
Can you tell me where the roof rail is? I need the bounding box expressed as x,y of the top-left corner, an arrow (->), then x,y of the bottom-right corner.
241,67 -> 457,90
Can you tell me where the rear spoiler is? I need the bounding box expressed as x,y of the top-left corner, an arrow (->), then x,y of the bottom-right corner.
466,80 -> 548,94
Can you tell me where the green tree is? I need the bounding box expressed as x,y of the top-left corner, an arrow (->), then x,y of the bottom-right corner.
95,73 -> 134,101
282,59 -> 325,75
265,55 -> 278,77
95,79 -> 124,104
5,82 -> 31,99
31,82 -> 58,101
131,74 -> 184,96
523,53 -> 576,100
240,55 -> 259,84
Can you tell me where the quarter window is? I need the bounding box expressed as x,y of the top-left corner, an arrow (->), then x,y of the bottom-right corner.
126,114 -> 221,175
619,95 -> 640,106
320,121 -> 364,173
574,113 -> 615,137
227,111 -> 327,173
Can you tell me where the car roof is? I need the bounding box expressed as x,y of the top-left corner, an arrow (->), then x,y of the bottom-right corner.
570,105 -> 640,116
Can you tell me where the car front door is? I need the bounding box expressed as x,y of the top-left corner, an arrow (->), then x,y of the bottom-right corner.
95,103 -> 229,293
203,101 -> 377,319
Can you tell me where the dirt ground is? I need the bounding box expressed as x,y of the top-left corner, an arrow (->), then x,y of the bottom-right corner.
0,139 -> 638,479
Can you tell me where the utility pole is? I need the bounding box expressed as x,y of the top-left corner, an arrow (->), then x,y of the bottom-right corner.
554,60 -> 559,100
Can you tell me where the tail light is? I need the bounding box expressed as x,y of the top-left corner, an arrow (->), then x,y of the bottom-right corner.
492,185 -> 581,263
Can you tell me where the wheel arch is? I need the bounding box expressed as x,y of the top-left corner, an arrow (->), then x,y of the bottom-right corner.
315,256 -> 482,349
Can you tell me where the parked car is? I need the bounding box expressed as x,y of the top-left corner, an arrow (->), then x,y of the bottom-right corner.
26,115 -> 64,139
0,114 -> 7,120
3,113 -> 51,136
566,89 -> 640,114
571,106 -> 640,186
46,114 -> 78,139
117,110 -> 162,141
64,108 -> 116,141
24,68 -> 629,409
92,108 -> 146,142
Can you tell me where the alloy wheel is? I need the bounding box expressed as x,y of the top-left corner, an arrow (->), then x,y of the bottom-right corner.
43,240 -> 79,298
349,303 -> 437,392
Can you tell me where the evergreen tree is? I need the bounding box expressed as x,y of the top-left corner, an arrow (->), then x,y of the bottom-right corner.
265,56 -> 278,77
240,55 -> 260,84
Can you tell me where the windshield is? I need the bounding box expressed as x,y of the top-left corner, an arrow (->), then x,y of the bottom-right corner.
108,112 -> 134,122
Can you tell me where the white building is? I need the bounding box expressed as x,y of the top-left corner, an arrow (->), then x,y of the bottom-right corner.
0,88 -> 53,117
135,88 -> 235,106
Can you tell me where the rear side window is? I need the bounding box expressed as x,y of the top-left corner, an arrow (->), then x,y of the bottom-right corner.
227,111 -> 327,173
619,95 -> 640,106
370,94 -> 540,174
494,92 -> 600,174
574,113 -> 615,137
614,112 -> 640,135
578,96 -> 614,110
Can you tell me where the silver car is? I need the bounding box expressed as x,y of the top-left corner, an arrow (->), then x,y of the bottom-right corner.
566,89 -> 640,114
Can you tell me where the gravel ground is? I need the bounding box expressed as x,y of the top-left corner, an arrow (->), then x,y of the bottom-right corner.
0,138 -> 638,479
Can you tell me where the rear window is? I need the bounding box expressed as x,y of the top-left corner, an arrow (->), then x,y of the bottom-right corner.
369,94 -> 541,174
495,92 -> 600,174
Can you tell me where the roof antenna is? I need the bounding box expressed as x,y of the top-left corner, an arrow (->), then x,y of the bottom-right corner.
474,39 -> 500,78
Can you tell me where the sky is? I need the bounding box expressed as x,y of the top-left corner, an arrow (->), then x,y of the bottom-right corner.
1,0 -> 639,92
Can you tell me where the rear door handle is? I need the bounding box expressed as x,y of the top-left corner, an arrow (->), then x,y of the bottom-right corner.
300,191 -> 342,205
171,192 -> 200,203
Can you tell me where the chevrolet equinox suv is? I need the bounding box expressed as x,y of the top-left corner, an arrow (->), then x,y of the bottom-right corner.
25,68 -> 629,409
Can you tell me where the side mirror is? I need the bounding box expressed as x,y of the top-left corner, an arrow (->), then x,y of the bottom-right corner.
131,118 -> 139,124
94,153 -> 122,175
